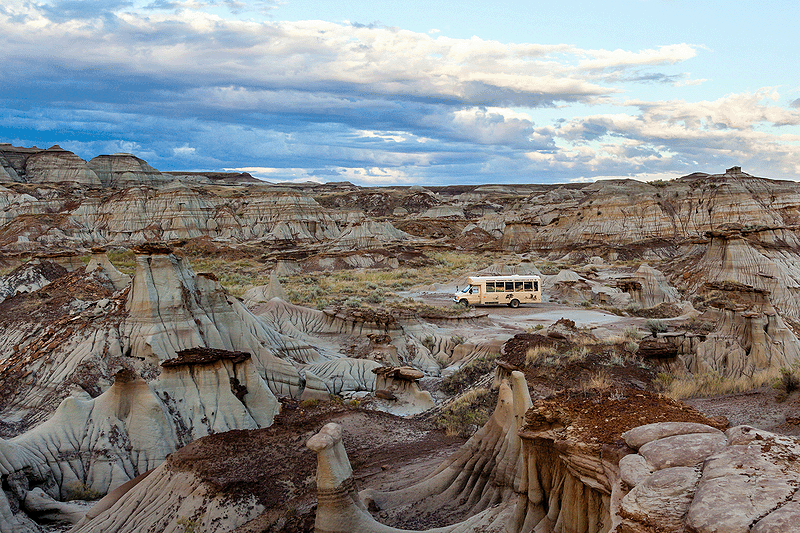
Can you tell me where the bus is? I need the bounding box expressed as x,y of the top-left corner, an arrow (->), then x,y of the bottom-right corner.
454,275 -> 541,308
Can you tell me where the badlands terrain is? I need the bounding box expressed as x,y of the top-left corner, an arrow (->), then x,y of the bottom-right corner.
2,143 -> 800,532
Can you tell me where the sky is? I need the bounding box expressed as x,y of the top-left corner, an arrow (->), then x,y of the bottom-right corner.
1,0 -> 799,186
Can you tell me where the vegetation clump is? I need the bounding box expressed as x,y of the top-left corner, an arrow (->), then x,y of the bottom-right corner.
774,366 -> 800,402
441,353 -> 498,395
437,388 -> 493,437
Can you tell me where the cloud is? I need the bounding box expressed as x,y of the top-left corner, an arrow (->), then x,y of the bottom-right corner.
37,0 -> 133,22
1,3 -> 798,185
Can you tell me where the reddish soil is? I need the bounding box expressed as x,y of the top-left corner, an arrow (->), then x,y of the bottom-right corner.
525,388 -> 728,446
500,332 -> 660,397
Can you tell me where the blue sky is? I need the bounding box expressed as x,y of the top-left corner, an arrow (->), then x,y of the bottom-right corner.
1,0 -> 799,185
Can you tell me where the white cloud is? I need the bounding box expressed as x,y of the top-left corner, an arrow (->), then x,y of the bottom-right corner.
578,44 -> 698,71
173,145 -> 196,156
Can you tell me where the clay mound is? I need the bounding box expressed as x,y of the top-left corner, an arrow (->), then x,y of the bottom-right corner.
329,220 -> 414,250
624,263 -> 680,308
240,273 -> 287,305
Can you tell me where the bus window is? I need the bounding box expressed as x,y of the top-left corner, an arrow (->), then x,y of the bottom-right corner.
505,281 -> 514,292
486,282 -> 495,293
534,281 -> 539,291
523,281 -> 532,291
515,281 -> 523,291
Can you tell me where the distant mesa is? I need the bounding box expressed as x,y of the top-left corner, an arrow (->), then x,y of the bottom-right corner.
0,143 -> 262,188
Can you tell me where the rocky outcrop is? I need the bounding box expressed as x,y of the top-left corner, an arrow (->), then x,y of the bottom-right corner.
619,423 -> 800,533
620,263 -> 680,308
25,146 -> 102,187
0,259 -> 67,303
372,366 -> 435,415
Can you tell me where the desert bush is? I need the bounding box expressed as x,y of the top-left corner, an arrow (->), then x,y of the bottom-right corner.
646,319 -> 668,335
437,388 -> 492,437
364,289 -> 385,303
450,335 -> 465,345
624,341 -> 639,354
605,354 -> 625,367
65,481 -> 103,501
441,354 -> 497,395
774,367 -> 800,402
343,297 -> 362,308
623,326 -> 644,340
421,335 -> 435,352
177,515 -> 203,533
300,398 -> 319,409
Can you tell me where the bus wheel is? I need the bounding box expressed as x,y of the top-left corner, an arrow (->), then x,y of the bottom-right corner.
509,299 -> 520,308
459,299 -> 469,307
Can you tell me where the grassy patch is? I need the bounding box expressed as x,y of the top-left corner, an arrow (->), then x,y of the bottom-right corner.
65,481 -> 104,501
656,368 -> 782,399
525,345 -> 558,367
106,248 -> 137,275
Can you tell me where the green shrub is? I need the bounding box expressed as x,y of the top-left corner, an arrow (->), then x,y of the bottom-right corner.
177,515 -> 203,533
623,326 -> 644,340
437,389 -> 491,437
774,367 -> 800,402
65,481 -> 103,501
646,319 -> 668,335
441,354 -> 497,395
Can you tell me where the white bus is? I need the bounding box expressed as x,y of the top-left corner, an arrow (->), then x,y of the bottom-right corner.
454,275 -> 541,308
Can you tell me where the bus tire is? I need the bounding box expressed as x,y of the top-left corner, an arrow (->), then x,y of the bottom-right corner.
459,299 -> 469,307
509,299 -> 520,308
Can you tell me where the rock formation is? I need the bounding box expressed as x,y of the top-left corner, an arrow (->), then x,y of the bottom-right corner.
87,153 -> 169,188
312,371 -> 531,533
24,146 -> 102,187
619,423 -> 800,533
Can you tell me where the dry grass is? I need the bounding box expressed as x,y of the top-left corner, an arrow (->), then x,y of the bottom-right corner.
658,368 -> 783,400
566,345 -> 589,362
525,345 -> 558,366
586,369 -> 613,390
